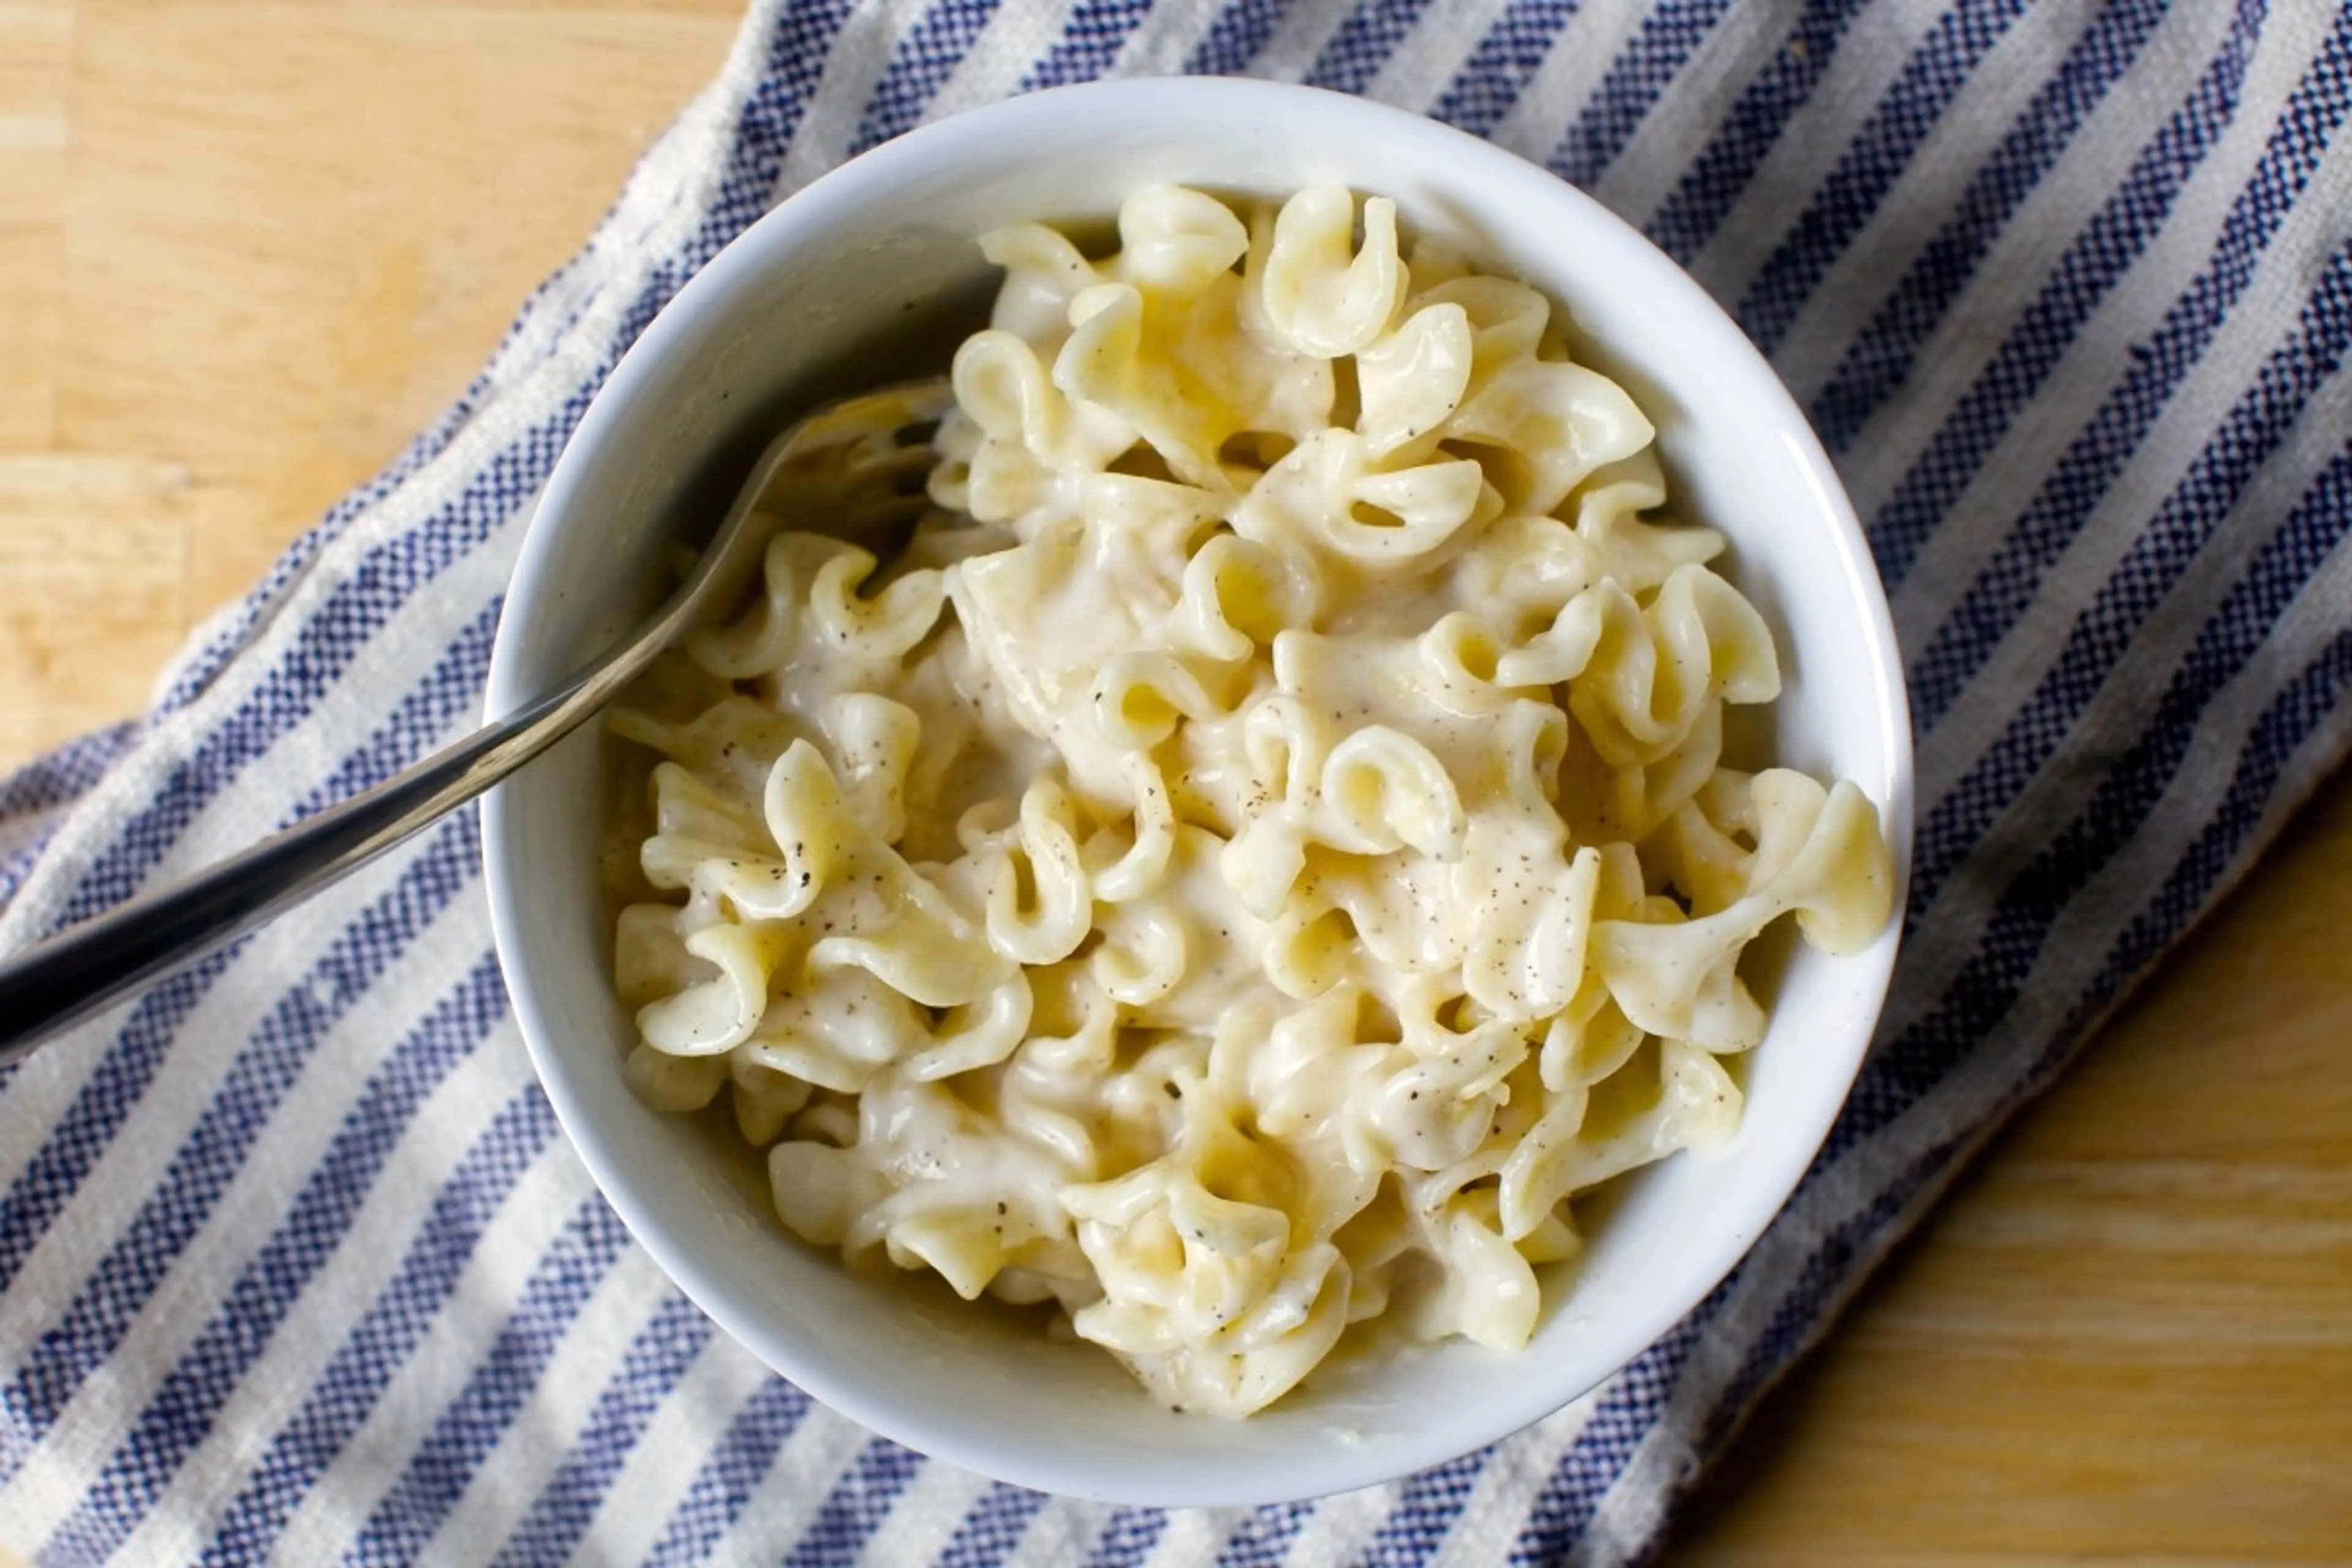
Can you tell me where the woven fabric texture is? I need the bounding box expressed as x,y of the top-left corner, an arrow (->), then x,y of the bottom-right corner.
3,1 -> 2349,1562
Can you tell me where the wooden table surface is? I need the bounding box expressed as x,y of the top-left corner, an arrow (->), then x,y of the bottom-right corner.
2,5 -> 2347,1561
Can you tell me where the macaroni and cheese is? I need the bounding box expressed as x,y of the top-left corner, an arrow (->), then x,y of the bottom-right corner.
606,185 -> 1893,1417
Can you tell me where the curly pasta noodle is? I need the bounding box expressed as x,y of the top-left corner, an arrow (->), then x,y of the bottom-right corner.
608,184 -> 1893,1417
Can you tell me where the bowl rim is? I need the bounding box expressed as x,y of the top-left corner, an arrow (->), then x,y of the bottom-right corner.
482,74 -> 1913,1507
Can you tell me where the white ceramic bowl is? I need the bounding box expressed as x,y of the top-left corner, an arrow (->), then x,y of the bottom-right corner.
483,77 -> 1912,1508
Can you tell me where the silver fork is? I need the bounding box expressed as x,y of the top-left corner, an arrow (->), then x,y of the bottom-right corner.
0,378 -> 954,1063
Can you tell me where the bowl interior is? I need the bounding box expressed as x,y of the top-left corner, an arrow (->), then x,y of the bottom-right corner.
483,78 -> 1910,1507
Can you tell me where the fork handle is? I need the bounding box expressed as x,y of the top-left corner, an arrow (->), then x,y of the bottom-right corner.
0,668 -> 600,1066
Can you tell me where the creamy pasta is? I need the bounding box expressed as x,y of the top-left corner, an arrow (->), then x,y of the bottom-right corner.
607,184 -> 1893,1417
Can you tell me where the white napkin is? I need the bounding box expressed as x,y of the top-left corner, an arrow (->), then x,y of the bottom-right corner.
4,1 -> 2350,1562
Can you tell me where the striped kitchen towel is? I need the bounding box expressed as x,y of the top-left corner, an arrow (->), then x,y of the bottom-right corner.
4,0 -> 2350,1562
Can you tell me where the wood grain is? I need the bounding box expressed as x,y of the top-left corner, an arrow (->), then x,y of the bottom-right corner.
2,6 -> 2348,1561
1676,770 -> 2352,1562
